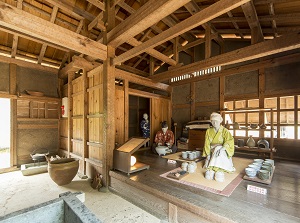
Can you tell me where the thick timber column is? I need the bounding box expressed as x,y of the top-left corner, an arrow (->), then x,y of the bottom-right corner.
103,1 -> 115,187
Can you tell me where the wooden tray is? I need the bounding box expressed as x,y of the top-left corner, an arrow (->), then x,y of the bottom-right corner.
243,166 -> 275,185
167,170 -> 189,180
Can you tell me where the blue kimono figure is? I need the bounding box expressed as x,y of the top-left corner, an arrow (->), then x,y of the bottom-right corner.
140,113 -> 150,138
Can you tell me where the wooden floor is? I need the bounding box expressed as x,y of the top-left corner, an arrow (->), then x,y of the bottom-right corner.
110,149 -> 300,223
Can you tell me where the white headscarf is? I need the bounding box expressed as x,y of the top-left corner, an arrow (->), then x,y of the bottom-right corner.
210,112 -> 223,123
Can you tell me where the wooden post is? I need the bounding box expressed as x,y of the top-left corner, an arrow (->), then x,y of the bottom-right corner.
259,68 -> 265,138
190,82 -> 195,120
124,79 -> 129,141
169,203 -> 178,223
67,72 -> 75,158
82,68 -> 88,175
9,63 -> 17,166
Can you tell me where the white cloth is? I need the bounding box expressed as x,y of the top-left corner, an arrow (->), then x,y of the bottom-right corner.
207,145 -> 235,172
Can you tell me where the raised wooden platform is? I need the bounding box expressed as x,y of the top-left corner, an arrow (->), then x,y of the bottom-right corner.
109,151 -> 300,223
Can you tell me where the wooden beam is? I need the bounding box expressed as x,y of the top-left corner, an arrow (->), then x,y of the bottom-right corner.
151,33 -> 300,82
59,56 -> 100,79
113,0 -> 250,65
126,38 -> 177,66
86,0 -> 105,11
45,0 -> 97,21
116,64 -> 149,77
38,5 -> 58,64
0,54 -> 57,73
0,2 -> 107,60
241,1 -> 264,44
107,0 -> 192,47
11,0 -> 23,58
115,68 -> 172,93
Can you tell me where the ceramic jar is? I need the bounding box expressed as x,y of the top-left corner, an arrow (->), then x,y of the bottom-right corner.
246,135 -> 256,147
257,139 -> 269,149
48,158 -> 79,186
237,139 -> 245,147
205,170 -> 215,180
181,162 -> 188,171
187,163 -> 195,173
233,122 -> 240,129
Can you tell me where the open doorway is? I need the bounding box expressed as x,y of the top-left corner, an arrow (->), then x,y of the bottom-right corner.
0,98 -> 10,169
129,95 -> 150,138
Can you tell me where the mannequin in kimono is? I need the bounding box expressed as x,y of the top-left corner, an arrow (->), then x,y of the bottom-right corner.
140,113 -> 150,138
202,112 -> 235,181
152,121 -> 177,154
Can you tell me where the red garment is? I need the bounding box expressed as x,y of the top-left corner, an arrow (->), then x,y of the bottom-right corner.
154,129 -> 174,146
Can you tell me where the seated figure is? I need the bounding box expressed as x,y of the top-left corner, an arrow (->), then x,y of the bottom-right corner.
202,112 -> 235,181
152,121 -> 177,154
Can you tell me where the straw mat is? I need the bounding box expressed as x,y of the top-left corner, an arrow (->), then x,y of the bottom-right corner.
160,157 -> 253,197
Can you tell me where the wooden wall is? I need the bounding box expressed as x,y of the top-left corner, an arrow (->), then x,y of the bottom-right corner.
172,51 -> 300,161
59,66 -> 105,179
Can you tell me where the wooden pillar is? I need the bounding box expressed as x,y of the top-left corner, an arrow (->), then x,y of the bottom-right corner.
220,75 -> 225,115
82,69 -> 88,174
103,1 -> 115,187
190,82 -> 195,120
259,68 -> 265,138
124,79 -> 129,141
169,203 -> 178,223
9,63 -> 17,166
103,46 -> 115,186
67,72 -> 75,158
149,56 -> 154,76
205,26 -> 211,59
173,36 -> 179,64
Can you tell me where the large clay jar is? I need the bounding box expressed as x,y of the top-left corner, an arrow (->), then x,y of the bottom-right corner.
246,135 -> 256,147
48,158 -> 79,186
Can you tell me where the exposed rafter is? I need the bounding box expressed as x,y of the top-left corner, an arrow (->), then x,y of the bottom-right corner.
107,0 -> 192,48
0,2 -> 107,60
113,0 -> 250,65
150,33 -> 300,82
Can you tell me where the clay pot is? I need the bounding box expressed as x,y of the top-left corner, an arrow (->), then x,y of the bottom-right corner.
246,135 -> 256,147
48,158 -> 79,186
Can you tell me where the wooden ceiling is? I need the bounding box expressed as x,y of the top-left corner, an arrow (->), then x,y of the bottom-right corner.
0,0 -> 300,81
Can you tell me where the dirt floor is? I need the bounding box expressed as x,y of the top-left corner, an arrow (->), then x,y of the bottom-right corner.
0,170 -> 162,223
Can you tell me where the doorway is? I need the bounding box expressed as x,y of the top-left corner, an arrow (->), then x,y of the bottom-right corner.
129,95 -> 150,138
0,98 -> 10,169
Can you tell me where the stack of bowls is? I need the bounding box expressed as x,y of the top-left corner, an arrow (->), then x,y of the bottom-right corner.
245,167 -> 257,178
258,169 -> 270,180
245,158 -> 274,180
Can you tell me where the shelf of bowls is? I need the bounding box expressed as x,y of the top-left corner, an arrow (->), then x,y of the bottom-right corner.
245,158 -> 275,181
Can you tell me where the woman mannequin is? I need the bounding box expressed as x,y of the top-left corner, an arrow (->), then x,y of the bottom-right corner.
202,112 -> 235,181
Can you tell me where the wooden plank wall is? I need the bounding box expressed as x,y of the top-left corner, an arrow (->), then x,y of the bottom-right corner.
71,76 -> 84,173
115,85 -> 125,145
86,67 -> 104,177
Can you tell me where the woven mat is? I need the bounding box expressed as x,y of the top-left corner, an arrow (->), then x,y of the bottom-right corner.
160,157 -> 253,197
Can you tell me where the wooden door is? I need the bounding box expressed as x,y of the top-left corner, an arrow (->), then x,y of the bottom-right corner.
150,97 -> 171,144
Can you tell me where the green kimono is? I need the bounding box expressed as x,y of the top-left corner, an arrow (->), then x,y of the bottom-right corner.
202,126 -> 234,158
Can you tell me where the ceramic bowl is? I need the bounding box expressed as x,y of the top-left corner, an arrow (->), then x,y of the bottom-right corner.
265,159 -> 275,166
261,165 -> 272,173
248,164 -> 260,171
253,159 -> 264,164
245,167 -> 257,177
258,169 -> 270,180
155,146 -> 169,156
215,171 -> 225,182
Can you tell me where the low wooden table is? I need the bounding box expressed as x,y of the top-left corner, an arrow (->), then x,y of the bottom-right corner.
235,146 -> 276,159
